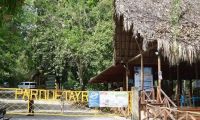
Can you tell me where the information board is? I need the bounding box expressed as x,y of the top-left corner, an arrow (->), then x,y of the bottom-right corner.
45,75 -> 56,89
99,91 -> 128,107
88,91 -> 128,108
134,67 -> 153,91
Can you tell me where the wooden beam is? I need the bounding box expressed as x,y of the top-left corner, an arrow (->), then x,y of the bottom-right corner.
128,54 -> 142,63
127,45 -> 157,63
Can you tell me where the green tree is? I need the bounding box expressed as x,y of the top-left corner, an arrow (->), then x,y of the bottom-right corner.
0,0 -> 30,86
7,0 -> 114,89
59,0 -> 114,89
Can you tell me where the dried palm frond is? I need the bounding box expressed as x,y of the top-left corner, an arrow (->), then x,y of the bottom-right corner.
115,0 -> 200,64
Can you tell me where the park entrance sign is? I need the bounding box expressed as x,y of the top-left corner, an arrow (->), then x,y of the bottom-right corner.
0,88 -> 132,117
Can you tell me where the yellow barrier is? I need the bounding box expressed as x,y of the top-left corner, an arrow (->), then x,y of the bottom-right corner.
0,88 -> 133,117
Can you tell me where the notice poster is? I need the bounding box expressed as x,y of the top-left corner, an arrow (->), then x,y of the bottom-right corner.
88,91 -> 100,107
134,67 -> 153,91
99,91 -> 128,107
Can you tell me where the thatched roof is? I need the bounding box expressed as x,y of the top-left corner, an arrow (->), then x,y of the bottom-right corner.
115,0 -> 200,65
89,65 -> 125,83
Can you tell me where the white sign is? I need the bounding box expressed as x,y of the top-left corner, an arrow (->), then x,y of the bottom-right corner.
99,91 -> 128,107
193,80 -> 200,88
134,67 -> 153,91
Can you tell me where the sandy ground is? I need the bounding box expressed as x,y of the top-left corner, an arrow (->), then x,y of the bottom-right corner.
6,115 -> 131,120
0,93 -> 132,120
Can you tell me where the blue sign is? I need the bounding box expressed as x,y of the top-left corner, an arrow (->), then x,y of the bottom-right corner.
88,91 -> 99,107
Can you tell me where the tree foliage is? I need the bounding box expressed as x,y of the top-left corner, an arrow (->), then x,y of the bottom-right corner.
0,0 -> 29,85
0,0 -> 114,89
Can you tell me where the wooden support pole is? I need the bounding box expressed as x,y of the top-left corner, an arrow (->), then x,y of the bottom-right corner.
189,79 -> 192,102
192,62 -> 199,97
157,52 -> 162,102
126,67 -> 129,91
141,55 -> 144,90
123,76 -> 126,91
195,62 -> 198,79
158,53 -> 162,88
176,64 -> 180,106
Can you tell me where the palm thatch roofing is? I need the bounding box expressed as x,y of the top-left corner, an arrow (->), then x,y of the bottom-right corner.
89,64 -> 126,83
115,0 -> 200,65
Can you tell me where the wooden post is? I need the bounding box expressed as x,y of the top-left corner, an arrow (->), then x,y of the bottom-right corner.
131,87 -> 140,120
135,35 -> 144,91
176,64 -> 180,106
126,66 -> 129,91
123,77 -> 126,91
141,55 -> 144,90
195,62 -> 198,79
158,53 -> 162,88
28,93 -> 34,116
157,52 -> 162,102
189,79 -> 192,105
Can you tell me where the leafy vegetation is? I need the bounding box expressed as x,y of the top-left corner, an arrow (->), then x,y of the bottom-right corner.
0,0 -> 113,89
0,0 -> 29,86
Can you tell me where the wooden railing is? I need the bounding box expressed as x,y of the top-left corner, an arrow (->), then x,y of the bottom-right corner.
140,87 -> 176,108
146,104 -> 177,120
146,104 -> 199,120
158,87 -> 177,108
140,88 -> 155,104
140,87 -> 200,120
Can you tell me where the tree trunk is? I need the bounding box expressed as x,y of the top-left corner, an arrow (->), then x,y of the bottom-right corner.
61,62 -> 68,84
76,59 -> 84,90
